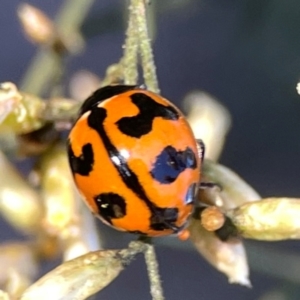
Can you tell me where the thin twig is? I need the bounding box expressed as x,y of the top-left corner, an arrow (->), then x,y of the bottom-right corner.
122,0 -> 139,85
133,0 -> 159,93
144,243 -> 165,300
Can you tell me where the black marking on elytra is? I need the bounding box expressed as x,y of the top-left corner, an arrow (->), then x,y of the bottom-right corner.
151,146 -> 197,184
116,93 -> 179,138
94,192 -> 126,224
67,141 -> 94,176
150,207 -> 179,231
79,85 -> 137,116
87,107 -> 146,196
87,106 -> 180,232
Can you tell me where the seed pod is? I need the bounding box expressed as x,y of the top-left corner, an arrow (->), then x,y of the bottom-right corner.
0,151 -> 43,233
62,203 -> 102,262
17,4 -> 56,46
0,82 -> 45,134
39,144 -> 100,258
228,198 -> 300,240
42,97 -> 81,130
39,145 -> 79,235
69,70 -> 101,101
0,243 -> 38,298
200,160 -> 260,209
0,290 -> 9,300
184,91 -> 231,161
20,246 -> 140,300
189,218 -> 251,287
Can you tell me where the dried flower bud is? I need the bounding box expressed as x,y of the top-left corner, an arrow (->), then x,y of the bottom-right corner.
39,145 -> 79,236
0,290 -> 9,300
228,198 -> 300,240
69,70 -> 101,101
200,206 -> 225,231
17,3 -> 84,54
42,97 -> 81,130
0,82 -> 45,134
189,218 -> 251,287
17,4 -> 55,46
0,151 -> 43,233
62,203 -> 101,261
184,91 -> 231,161
20,247 -> 139,300
101,62 -> 124,86
0,243 -> 38,297
39,144 -> 100,259
200,160 -> 260,209
5,269 -> 32,299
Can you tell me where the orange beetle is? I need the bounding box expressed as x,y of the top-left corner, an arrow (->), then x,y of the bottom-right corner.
67,85 -> 203,238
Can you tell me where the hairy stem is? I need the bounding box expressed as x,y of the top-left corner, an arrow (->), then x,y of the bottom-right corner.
122,0 -> 139,85
123,0 -> 159,92
133,0 -> 159,93
144,243 -> 165,300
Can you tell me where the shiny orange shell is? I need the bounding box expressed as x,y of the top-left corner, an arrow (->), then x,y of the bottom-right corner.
68,85 -> 201,237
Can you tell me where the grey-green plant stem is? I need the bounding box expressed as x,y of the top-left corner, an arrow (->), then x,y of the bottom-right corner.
123,0 -> 159,93
122,1 -> 139,85
133,0 -> 160,93
144,243 -> 165,300
20,0 -> 95,96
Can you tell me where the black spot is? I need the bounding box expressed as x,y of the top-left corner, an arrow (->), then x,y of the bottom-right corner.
87,106 -> 182,233
87,107 -> 146,191
79,85 -> 137,116
116,93 -> 179,138
94,193 -> 126,223
67,142 -> 94,176
87,107 -> 160,204
150,207 -> 179,231
185,183 -> 197,205
151,146 -> 197,184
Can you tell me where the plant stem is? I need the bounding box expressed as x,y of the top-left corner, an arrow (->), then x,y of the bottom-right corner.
122,0 -> 139,85
123,0 -> 159,92
133,0 -> 159,93
20,0 -> 95,96
144,243 -> 165,300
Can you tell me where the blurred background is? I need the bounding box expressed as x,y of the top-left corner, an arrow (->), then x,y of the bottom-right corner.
1,0 -> 300,299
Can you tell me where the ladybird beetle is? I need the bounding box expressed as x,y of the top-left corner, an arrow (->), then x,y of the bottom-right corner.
67,85 -> 203,237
